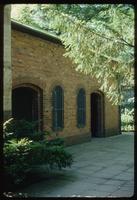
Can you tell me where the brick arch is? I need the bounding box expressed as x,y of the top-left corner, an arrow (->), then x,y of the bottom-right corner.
76,85 -> 86,95
13,76 -> 45,91
91,89 -> 105,98
49,81 -> 65,95
13,83 -> 43,94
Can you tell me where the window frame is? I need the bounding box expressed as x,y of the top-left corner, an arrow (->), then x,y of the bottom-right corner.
52,85 -> 64,131
77,88 -> 86,128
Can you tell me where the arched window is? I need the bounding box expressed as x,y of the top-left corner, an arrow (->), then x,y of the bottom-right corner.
52,86 -> 64,131
77,88 -> 86,127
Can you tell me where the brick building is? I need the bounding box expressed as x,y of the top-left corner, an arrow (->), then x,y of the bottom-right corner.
11,21 -> 121,145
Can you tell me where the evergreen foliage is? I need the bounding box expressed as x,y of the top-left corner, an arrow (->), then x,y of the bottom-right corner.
4,119 -> 73,188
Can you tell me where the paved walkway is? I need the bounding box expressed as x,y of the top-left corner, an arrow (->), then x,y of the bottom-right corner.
18,133 -> 134,197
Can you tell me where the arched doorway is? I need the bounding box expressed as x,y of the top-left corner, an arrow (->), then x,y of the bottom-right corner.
90,91 -> 104,137
12,85 -> 42,130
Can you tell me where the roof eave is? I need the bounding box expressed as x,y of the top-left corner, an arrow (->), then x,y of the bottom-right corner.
11,20 -> 62,45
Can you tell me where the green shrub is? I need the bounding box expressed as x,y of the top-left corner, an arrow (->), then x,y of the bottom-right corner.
27,131 -> 45,141
3,118 -> 46,141
44,145 -> 73,169
4,118 -> 36,138
4,136 -> 73,186
4,119 -> 73,187
120,88 -> 134,131
121,108 -> 134,131
4,138 -> 32,185
46,137 -> 65,147
27,140 -> 73,169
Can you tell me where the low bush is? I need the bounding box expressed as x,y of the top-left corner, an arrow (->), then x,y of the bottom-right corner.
3,118 -> 46,141
4,139 -> 73,186
4,118 -> 36,138
4,138 -> 33,185
121,108 -> 134,131
4,119 -> 73,187
46,137 -> 65,147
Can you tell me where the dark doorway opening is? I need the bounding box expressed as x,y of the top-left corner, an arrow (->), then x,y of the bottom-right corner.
91,92 -> 104,137
12,86 -> 42,129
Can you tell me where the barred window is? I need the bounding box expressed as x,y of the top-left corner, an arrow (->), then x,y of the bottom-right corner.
77,88 -> 86,127
52,86 -> 64,131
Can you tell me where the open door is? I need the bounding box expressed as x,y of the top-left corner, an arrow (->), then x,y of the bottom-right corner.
12,86 -> 42,130
91,92 -> 104,137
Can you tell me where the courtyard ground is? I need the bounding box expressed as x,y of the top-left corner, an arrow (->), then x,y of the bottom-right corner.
18,132 -> 134,197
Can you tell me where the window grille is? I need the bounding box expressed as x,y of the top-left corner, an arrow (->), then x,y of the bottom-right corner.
52,86 -> 64,130
77,88 -> 86,127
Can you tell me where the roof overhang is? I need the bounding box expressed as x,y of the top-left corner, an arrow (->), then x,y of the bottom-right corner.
11,20 -> 62,45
